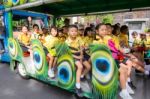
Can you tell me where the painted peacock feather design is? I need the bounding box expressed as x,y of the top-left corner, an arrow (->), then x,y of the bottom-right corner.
55,42 -> 76,90
90,44 -> 118,99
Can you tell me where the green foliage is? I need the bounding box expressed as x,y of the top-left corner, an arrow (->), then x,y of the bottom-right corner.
56,17 -> 65,28
80,14 -> 114,25
102,14 -> 114,24
144,28 -> 150,33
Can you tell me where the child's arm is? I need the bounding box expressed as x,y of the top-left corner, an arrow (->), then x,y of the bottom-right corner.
71,50 -> 80,54
72,55 -> 82,60
18,34 -> 22,42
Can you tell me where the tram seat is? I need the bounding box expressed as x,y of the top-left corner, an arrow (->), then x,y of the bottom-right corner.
20,43 -> 30,57
23,51 -> 30,57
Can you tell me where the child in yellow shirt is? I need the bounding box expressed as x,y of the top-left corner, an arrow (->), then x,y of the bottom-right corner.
95,23 -> 134,99
80,27 -> 93,80
44,26 -> 59,78
131,31 -> 140,48
18,26 -> 31,46
119,25 -> 129,47
31,24 -> 40,40
83,27 -> 94,47
65,25 -> 86,95
106,23 -> 120,50
58,29 -> 66,42
139,33 -> 147,52
38,27 -> 49,44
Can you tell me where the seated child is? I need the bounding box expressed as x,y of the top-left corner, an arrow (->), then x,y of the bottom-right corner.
38,27 -> 49,44
80,27 -> 93,80
94,23 -> 134,99
131,31 -> 140,48
31,24 -> 41,40
18,26 -> 31,46
44,26 -> 59,78
58,28 -> 66,42
65,25 -> 87,96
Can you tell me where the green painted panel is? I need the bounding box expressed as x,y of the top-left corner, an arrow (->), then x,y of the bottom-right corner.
90,44 -> 118,99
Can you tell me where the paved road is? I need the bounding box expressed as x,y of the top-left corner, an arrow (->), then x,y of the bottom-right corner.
0,63 -> 150,99
0,63 -> 77,99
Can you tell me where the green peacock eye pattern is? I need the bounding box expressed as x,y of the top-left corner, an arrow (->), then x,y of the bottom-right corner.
3,0 -> 37,7
3,0 -> 13,7
57,55 -> 75,90
12,0 -> 20,6
33,47 -> 43,71
8,38 -> 18,59
56,42 -> 76,90
20,0 -> 28,5
8,38 -> 23,63
90,44 -> 118,99
31,39 -> 48,76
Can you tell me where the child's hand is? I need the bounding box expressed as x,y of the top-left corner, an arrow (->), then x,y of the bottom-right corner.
80,46 -> 84,51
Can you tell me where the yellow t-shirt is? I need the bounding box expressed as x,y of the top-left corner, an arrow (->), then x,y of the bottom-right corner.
39,34 -> 49,44
119,33 -> 129,47
145,36 -> 150,48
84,36 -> 93,47
93,35 -> 119,49
44,35 -> 51,43
96,34 -> 101,40
31,32 -> 40,39
18,33 -> 30,45
66,37 -> 84,50
108,35 -> 120,50
64,33 -> 68,38
132,38 -> 141,47
44,35 -> 59,56
93,36 -> 106,45
78,35 -> 84,40
139,39 -> 147,47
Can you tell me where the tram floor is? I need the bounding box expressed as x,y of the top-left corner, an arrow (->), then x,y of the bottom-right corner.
0,62 -> 150,99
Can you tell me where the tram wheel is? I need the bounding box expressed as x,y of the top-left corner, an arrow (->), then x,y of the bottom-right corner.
17,62 -> 29,79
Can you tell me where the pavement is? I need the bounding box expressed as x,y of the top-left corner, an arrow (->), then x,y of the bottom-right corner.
0,63 -> 76,99
0,63 -> 150,99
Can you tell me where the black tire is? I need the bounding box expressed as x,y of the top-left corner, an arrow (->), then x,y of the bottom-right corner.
74,94 -> 87,99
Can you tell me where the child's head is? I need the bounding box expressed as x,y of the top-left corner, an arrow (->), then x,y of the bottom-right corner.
105,23 -> 113,35
78,24 -> 84,36
22,26 -> 28,34
62,26 -> 68,34
68,25 -> 78,38
120,25 -> 129,34
96,23 -> 107,37
140,33 -> 146,40
58,28 -> 63,37
112,24 -> 120,36
33,24 -> 39,33
50,26 -> 58,37
132,31 -> 138,39
42,27 -> 48,35
84,27 -> 93,37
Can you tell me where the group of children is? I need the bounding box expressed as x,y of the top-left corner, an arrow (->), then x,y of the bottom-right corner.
17,23 -> 150,98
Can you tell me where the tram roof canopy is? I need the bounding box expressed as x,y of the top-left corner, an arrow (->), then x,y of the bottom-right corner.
10,0 -> 150,16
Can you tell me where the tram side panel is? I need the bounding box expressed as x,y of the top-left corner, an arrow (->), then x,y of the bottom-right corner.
8,37 -> 118,99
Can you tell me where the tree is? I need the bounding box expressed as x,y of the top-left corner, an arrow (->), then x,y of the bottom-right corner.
102,14 -> 114,24
56,17 -> 65,28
